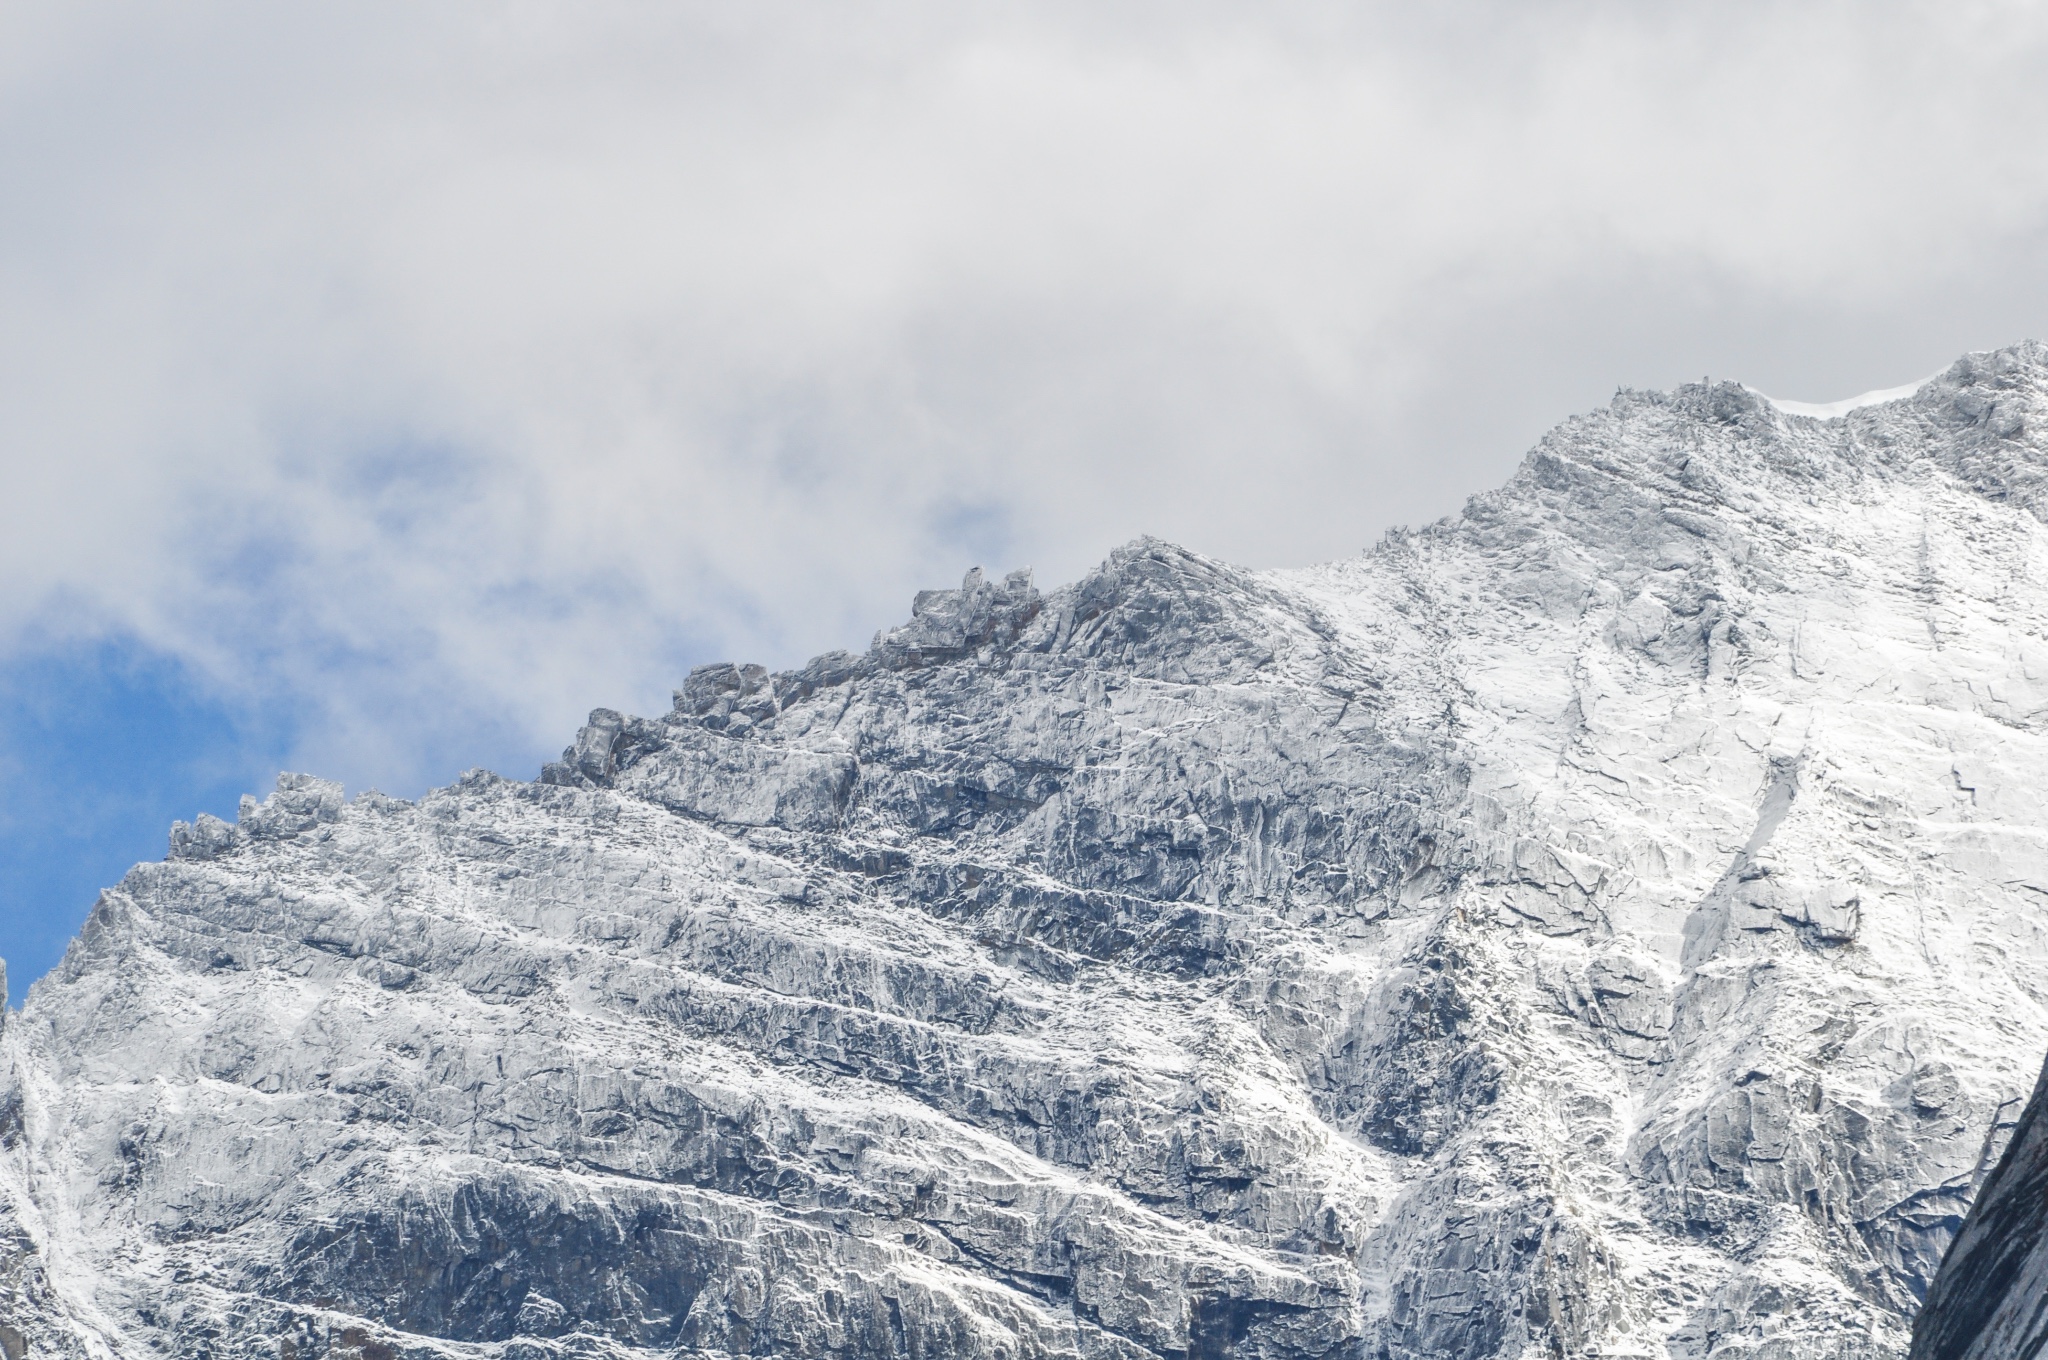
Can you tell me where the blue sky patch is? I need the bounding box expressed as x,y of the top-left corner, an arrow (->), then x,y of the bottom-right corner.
0,637 -> 292,998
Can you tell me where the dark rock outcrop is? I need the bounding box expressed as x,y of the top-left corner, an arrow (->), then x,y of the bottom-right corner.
1911,1055 -> 2048,1360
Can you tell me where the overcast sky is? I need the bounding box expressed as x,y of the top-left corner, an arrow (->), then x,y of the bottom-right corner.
5,1 -> 2048,984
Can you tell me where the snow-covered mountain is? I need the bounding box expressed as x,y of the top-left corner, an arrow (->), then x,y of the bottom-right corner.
7,343 -> 2048,1360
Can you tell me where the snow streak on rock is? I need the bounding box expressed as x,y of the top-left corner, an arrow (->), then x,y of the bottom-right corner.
7,344 -> 2048,1359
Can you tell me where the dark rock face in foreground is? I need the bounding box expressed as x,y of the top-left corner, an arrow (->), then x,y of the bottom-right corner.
1911,1056 -> 2048,1360
8,345 -> 2048,1358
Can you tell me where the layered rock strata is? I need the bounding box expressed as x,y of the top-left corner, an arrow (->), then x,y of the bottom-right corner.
7,346 -> 2048,1358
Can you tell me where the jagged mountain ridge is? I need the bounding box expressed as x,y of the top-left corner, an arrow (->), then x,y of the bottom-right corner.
7,344 -> 2048,1358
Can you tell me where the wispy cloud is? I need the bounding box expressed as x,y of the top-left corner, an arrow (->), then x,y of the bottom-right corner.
4,1 -> 2048,795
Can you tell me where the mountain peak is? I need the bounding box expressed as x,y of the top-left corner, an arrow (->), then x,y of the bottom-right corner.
8,346 -> 2048,1357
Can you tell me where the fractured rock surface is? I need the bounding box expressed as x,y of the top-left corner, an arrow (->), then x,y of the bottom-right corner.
1909,1054 -> 2048,1360
10,345 -> 2048,1357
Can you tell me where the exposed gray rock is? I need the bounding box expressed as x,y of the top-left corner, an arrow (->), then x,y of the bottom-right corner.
8,344 -> 2048,1357
1909,1056 -> 2048,1360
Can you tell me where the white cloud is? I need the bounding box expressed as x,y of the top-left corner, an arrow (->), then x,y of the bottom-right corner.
4,0 -> 2048,790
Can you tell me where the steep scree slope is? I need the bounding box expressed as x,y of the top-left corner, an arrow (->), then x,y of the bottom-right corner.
8,345 -> 2048,1359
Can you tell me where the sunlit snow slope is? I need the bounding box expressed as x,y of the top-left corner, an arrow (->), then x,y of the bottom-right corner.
7,343 -> 2048,1360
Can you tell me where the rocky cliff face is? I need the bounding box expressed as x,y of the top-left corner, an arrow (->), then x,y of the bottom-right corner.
7,345 -> 2048,1359
1909,1053 -> 2048,1360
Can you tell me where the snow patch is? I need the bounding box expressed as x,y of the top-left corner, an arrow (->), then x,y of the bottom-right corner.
1755,370 -> 1942,419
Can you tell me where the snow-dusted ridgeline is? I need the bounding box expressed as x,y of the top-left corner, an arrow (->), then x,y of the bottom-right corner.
7,345 -> 2048,1359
